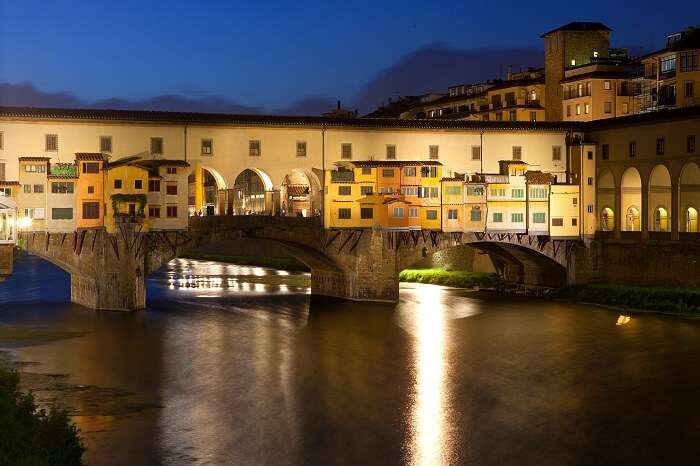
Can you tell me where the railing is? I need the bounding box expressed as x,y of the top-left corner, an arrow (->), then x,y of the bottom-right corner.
331,171 -> 354,182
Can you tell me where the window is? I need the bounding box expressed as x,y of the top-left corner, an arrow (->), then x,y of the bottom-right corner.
512,146 -> 522,160
0,162 -> 3,182
409,207 -> 418,218
660,55 -> 676,74
402,187 -> 418,196
551,217 -> 564,227
588,151 -> 593,160
471,146 -> 481,160
24,164 -> 46,173
341,143 -> 352,160
629,141 -> 636,158
386,144 -> 396,160
685,81 -> 694,98
604,80 -> 611,90
379,186 -> 394,194
148,179 -> 161,192
426,209 -> 438,220
530,112 -> 537,122
572,218 -> 578,226
82,201 -> 100,219
99,135 -> 112,153
148,206 -> 161,218
493,212 -> 503,223
134,179 -> 143,190
552,146 -> 562,161
587,204 -> 594,213
393,207 -> 404,217
150,137 -> 163,155
338,208 -> 351,219
656,138 -> 665,156
571,59 -> 576,66
296,141 -> 307,157
429,145 -> 439,160
338,186 -> 351,196
29,208 -> 44,219
166,182 -> 178,195
83,162 -> 100,173
166,167 -> 177,174
622,102 -> 629,114
0,131 -> 3,150
604,102 -> 612,114
530,188 -> 547,199
602,144 -> 609,160
249,140 -> 261,157
87,186 -> 94,194
420,166 -> 438,178
490,187 -> 506,197
509,110 -> 517,121
511,212 -> 524,223
445,186 -> 461,195
566,105 -> 571,117
430,187 -> 439,198
114,179 -> 122,189
0,187 -> 11,197
33,184 -> 44,193
467,186 -> 484,196
404,167 -> 416,177
45,134 -> 58,151
533,212 -> 546,223
382,168 -> 394,177
587,176 -> 593,186
470,207 -> 481,221
495,112 -> 503,121
584,103 -> 590,114
360,185 -> 373,196
576,104 -> 581,115
511,188 -> 524,199
680,51 -> 699,72
688,135 -> 696,153
166,205 -> 178,218
361,167 -> 371,175
51,182 -> 74,193
23,184 -> 31,193
572,197 -> 578,205
201,139 -> 213,155
51,208 -> 73,220
447,209 -> 458,220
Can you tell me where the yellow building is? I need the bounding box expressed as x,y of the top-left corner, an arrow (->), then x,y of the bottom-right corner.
103,156 -> 150,233
481,70 -> 546,122
138,159 -> 190,231
550,184 -> 581,237
75,153 -> 106,229
463,176 -> 487,232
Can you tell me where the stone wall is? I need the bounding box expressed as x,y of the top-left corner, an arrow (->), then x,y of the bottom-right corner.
0,244 -> 13,282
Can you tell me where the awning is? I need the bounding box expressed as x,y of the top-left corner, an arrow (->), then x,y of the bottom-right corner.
286,184 -> 310,197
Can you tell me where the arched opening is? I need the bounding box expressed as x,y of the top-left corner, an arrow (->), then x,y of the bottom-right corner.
648,164 -> 672,231
621,167 -> 641,231
0,197 -> 17,243
232,169 -> 273,215
686,207 -> 699,233
653,206 -> 669,232
600,207 -> 614,231
188,166 -> 227,216
680,162 -> 700,232
280,169 -> 321,217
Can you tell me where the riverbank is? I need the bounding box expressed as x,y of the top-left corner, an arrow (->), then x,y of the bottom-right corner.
398,268 -> 501,289
179,252 -> 309,272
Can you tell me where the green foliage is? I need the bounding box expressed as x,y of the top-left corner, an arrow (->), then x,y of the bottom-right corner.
49,164 -> 77,177
399,268 -> 500,288
555,284 -> 700,314
0,365 -> 85,466
110,193 -> 147,217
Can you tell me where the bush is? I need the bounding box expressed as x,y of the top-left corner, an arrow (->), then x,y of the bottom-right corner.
555,284 -> 700,314
399,268 -> 500,288
0,366 -> 85,466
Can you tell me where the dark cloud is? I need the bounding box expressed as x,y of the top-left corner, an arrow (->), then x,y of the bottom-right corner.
0,82 -> 83,108
276,96 -> 337,115
352,44 -> 543,113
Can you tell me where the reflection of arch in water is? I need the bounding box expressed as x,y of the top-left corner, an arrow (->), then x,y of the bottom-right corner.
233,168 -> 273,214
621,167 -> 641,231
281,168 -> 322,217
648,164 -> 671,231
600,207 -> 614,231
680,162 -> 700,232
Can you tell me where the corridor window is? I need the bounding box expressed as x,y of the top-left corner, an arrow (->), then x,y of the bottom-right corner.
386,144 -> 396,160
382,169 -> 394,177
656,138 -> 665,156
296,141 -> 307,157
249,140 -> 261,157
447,209 -> 458,220
493,212 -> 503,223
51,208 -> 73,220
166,205 -> 178,218
148,179 -> 161,192
338,186 -> 351,196
150,137 -> 163,155
100,136 -> 112,153
552,146 -> 562,161
360,207 -> 373,219
629,141 -> 636,158
445,186 -> 461,195
45,134 -> 58,151
360,185 -> 373,195
688,135 -> 696,153
148,206 -> 161,218
341,143 -> 352,160
429,145 -> 439,160
604,102 -> 612,114
533,212 -> 546,223
114,179 -> 122,189
201,139 -> 213,155
471,146 -> 481,160
426,210 -> 438,220
82,202 -> 100,219
166,182 -> 178,195
602,144 -> 609,160
404,167 -> 417,177
83,162 -> 100,173
551,217 -> 564,227
338,208 -> 351,219
512,146 -> 522,160
511,213 -> 524,223
511,188 -> 524,199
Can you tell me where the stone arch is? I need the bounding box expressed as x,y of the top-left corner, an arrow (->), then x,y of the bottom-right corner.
596,169 -> 615,231
680,162 -> 700,232
648,164 -> 672,231
600,207 -> 614,231
232,168 -> 274,215
621,167 -> 642,231
188,165 -> 228,216
280,168 -> 322,217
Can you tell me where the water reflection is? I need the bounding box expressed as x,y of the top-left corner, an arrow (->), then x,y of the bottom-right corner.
616,315 -> 632,326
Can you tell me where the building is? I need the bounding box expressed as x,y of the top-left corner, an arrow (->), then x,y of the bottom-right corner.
138,159 -> 190,231
17,156 -> 50,231
46,163 -> 78,232
0,196 -> 16,244
103,156 -> 151,233
75,153 -> 106,229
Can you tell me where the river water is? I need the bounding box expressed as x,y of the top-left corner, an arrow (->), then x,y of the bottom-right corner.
1,255 -> 700,465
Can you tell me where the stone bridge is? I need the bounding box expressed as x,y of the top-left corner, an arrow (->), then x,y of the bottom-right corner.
15,216 -> 583,310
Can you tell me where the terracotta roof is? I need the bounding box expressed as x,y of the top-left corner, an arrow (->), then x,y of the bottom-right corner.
560,70 -> 638,84
441,176 -> 466,181
105,156 -> 145,169
0,106 -> 581,132
47,174 -> 79,179
0,181 -> 20,186
285,184 -> 310,197
525,171 -> 554,184
75,153 -> 106,161
347,160 -> 442,167
135,159 -> 190,168
18,156 -> 50,161
541,21 -> 612,37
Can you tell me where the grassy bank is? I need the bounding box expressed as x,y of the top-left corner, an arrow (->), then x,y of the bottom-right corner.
555,284 -> 700,314
0,365 -> 85,465
399,268 -> 501,288
180,253 -> 309,272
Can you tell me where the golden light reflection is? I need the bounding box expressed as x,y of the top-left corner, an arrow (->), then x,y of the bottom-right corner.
616,315 -> 631,326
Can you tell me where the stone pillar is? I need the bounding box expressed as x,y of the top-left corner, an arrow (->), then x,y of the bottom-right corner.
614,172 -> 622,239
671,179 -> 680,240
641,177 -> 650,239
194,166 -> 204,214
0,244 -> 13,282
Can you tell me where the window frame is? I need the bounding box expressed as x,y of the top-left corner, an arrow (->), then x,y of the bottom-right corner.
45,134 -> 58,152
150,137 -> 163,155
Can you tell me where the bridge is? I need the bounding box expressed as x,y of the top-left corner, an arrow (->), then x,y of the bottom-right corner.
10,215 -> 583,310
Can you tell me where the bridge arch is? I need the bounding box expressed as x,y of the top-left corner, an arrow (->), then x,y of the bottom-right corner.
680,162 -> 700,232
188,165 -> 227,216
621,167 -> 642,231
597,169 -> 615,231
648,164 -> 672,231
232,168 -> 274,215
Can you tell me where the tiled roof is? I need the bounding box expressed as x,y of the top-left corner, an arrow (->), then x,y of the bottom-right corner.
0,181 -> 20,186
525,171 -> 554,184
541,22 -> 612,37
18,156 -> 50,161
75,153 -> 106,161
105,156 -> 145,169
285,184 -> 310,197
0,106 -> 581,131
347,160 -> 443,167
136,159 -> 190,168
560,70 -> 637,83
587,105 -> 700,129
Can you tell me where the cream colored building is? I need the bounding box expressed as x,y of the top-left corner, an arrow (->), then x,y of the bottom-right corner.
46,165 -> 78,232
17,156 -> 49,231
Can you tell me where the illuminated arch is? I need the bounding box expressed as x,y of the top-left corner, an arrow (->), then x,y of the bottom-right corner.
680,162 -> 700,232
648,164 -> 671,231
621,167 -> 641,231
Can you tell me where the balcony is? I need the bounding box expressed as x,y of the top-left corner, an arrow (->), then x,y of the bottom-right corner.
331,171 -> 354,183
491,101 -> 503,109
522,99 -> 541,107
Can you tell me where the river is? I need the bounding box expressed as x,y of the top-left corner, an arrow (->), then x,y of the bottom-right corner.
1,254 -> 700,465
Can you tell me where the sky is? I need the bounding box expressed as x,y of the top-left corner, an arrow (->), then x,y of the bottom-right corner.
1,0 -> 699,115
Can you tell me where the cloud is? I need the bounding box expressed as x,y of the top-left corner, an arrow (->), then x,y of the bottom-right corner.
276,96 -> 337,115
0,82 -> 83,108
352,44 -> 543,113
